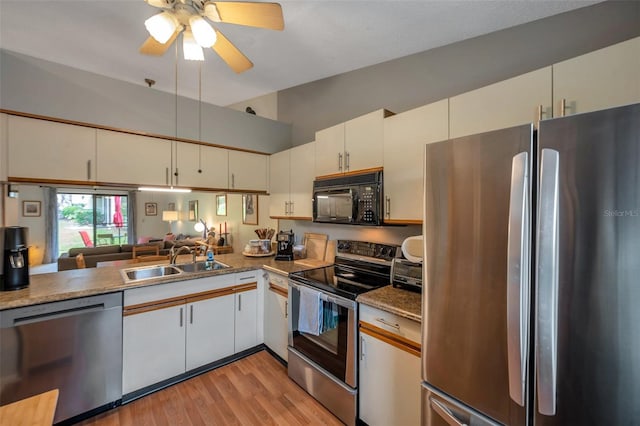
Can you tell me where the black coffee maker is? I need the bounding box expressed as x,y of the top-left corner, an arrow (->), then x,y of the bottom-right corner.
1,226 -> 30,291
275,230 -> 295,261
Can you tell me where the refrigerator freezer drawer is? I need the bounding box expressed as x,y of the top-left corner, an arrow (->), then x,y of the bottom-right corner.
422,383 -> 500,426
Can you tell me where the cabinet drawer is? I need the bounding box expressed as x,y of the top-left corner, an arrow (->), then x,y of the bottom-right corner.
124,274 -> 236,307
359,304 -> 421,344
267,272 -> 288,290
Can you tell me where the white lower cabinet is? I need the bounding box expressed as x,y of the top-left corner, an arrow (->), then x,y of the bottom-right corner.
264,272 -> 289,361
122,271 -> 263,395
358,305 -> 421,426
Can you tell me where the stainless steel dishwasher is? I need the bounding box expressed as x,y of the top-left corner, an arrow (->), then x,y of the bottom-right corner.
0,293 -> 122,423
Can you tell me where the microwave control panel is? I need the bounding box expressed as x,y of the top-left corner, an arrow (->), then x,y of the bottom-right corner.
358,186 -> 377,223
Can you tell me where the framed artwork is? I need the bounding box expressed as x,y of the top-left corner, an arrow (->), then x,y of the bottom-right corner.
242,194 -> 258,225
22,201 -> 41,217
168,202 -> 176,210
144,202 -> 157,216
216,194 -> 227,216
188,200 -> 198,222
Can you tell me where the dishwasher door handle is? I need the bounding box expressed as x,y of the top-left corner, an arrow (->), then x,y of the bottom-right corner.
13,303 -> 107,326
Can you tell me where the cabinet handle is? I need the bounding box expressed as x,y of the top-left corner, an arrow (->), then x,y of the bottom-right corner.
375,317 -> 400,330
385,196 -> 391,218
238,294 -> 242,311
238,276 -> 254,281
360,335 -> 366,361
166,167 -> 169,185
537,105 -> 548,123
231,173 -> 235,188
284,201 -> 289,215
190,305 -> 193,324
175,168 -> 179,186
559,98 -> 570,117
285,301 -> 288,319
179,307 -> 184,327
338,153 -> 343,171
290,201 -> 294,215
87,160 -> 92,180
345,151 -> 350,171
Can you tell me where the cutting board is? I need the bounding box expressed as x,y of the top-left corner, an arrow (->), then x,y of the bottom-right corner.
304,233 -> 328,261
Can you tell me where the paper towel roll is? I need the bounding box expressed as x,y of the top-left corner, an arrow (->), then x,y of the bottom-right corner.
401,235 -> 423,263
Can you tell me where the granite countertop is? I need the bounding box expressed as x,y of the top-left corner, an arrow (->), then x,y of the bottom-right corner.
0,253 -> 328,311
356,285 -> 422,322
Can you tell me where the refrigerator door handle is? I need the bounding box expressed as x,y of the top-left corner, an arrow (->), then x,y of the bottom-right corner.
430,398 -> 468,426
506,151 -> 530,407
536,148 -> 560,416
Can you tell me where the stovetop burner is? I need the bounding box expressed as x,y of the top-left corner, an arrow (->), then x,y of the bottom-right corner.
288,240 -> 399,300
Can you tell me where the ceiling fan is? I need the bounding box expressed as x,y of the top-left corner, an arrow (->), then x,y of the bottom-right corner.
140,0 -> 284,73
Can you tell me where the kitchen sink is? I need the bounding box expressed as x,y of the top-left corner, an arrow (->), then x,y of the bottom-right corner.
122,265 -> 183,282
175,260 -> 230,273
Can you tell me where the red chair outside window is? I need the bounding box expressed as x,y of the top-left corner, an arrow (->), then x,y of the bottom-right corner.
79,231 -> 93,247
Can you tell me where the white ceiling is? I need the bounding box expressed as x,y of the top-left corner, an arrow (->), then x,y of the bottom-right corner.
0,0 -> 597,107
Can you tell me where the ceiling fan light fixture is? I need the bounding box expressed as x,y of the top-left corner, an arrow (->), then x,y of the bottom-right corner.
145,0 -> 173,8
183,30 -> 205,61
145,12 -> 178,44
203,3 -> 221,22
189,16 -> 217,47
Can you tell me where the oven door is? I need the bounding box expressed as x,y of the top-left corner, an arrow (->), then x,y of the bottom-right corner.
313,188 -> 355,223
288,280 -> 357,388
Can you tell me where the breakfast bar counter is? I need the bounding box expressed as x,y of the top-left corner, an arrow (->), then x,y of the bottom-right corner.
0,253 -> 326,311
356,285 -> 422,322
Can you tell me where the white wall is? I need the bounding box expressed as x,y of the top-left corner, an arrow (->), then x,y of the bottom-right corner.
3,185 -> 45,265
227,92 -> 278,121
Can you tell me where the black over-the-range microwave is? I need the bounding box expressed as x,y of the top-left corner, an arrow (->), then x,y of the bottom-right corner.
312,171 -> 383,225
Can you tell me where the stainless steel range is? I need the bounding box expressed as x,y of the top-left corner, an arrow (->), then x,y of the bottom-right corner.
287,240 -> 398,426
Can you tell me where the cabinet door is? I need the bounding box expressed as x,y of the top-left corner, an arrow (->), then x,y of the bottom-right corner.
186,293 -> 235,370
315,123 -> 345,177
269,149 -> 290,217
289,141 -> 315,219
449,67 -> 552,138
7,115 -> 96,182
553,37 -> 640,117
235,289 -> 258,352
122,304 -> 186,394
383,100 -> 448,223
359,333 -> 421,426
0,114 -> 7,182
228,151 -> 268,191
175,142 -> 228,189
96,130 -> 172,186
345,109 -> 386,172
264,275 -> 289,361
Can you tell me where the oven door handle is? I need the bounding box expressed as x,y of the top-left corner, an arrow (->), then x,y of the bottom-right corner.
288,280 -> 357,310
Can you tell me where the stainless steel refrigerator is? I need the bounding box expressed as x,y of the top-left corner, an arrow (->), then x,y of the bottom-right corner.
421,103 -> 640,426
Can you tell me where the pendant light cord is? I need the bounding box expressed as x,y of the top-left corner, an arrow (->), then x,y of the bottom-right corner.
198,62 -> 202,173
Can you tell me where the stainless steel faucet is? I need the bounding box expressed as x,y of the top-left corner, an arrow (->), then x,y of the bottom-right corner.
170,245 -> 193,264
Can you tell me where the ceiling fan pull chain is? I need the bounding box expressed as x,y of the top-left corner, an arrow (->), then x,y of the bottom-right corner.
198,62 -> 203,174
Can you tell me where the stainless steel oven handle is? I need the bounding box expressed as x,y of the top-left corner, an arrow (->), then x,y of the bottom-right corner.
288,280 -> 356,310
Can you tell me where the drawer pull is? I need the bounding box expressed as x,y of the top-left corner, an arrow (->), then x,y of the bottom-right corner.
375,317 -> 400,330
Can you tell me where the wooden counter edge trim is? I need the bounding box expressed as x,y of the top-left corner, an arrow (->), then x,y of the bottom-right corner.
1,109 -> 271,156
268,282 -> 288,298
383,219 -> 423,225
124,285 -> 245,316
124,297 -> 186,316
315,166 -> 384,181
359,320 -> 421,357
234,282 -> 258,293
269,216 -> 312,221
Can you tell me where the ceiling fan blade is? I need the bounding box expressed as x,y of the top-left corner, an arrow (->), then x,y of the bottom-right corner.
139,28 -> 181,56
212,30 -> 253,73
209,2 -> 284,30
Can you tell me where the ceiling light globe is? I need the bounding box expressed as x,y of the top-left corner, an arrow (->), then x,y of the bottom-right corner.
189,16 -> 217,47
182,30 -> 205,61
194,222 -> 205,233
144,12 -> 178,44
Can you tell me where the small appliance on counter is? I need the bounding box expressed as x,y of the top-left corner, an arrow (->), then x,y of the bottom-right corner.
392,235 -> 423,292
0,226 -> 30,291
275,230 -> 295,261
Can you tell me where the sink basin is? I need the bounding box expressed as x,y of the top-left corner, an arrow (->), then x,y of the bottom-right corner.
175,261 -> 230,273
122,265 -> 183,282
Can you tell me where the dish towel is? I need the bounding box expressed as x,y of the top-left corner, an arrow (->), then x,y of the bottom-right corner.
321,302 -> 339,333
298,286 -> 322,335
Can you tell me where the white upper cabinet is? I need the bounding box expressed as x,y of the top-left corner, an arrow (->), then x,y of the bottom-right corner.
96,129 -> 172,186
269,149 -> 290,217
270,141 -> 315,219
7,115 -> 97,182
449,67 -> 552,138
553,37 -> 640,117
315,109 -> 389,176
0,114 -> 7,182
383,100 -> 449,223
228,150 -> 268,192
175,142 -> 228,189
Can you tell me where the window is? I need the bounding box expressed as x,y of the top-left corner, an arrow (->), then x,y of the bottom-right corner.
57,193 -> 128,254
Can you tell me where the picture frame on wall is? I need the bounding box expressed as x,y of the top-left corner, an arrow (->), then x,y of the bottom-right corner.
145,202 -> 157,216
216,194 -> 227,216
168,202 -> 176,211
242,194 -> 258,225
22,201 -> 41,217
188,200 -> 198,222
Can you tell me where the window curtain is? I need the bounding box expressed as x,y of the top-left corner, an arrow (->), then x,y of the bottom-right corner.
128,190 -> 137,244
42,187 -> 58,264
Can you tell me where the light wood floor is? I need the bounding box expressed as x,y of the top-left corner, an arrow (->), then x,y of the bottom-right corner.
79,351 -> 344,425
